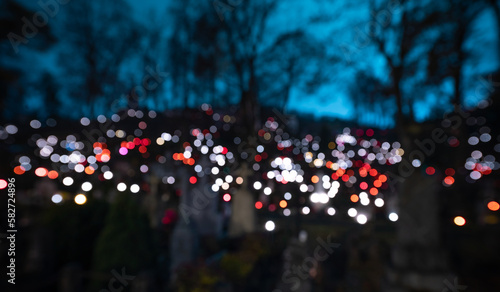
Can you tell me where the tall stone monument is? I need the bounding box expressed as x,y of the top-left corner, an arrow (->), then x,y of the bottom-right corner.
387,170 -> 450,291
228,162 -> 256,237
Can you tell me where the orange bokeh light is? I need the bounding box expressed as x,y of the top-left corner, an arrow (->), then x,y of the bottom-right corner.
48,170 -> 59,179
350,194 -> 359,203
85,166 -> 95,175
279,200 -> 288,208
14,166 -> 25,175
488,201 -> 500,211
311,175 -> 319,184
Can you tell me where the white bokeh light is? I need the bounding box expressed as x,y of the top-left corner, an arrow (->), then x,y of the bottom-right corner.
117,183 -> 127,192
103,171 -> 113,180
51,194 -> 63,204
130,184 -> 140,193
63,177 -> 74,186
74,194 -> 87,205
327,207 -> 336,216
389,212 -> 399,222
81,182 -> 92,192
357,214 -> 368,224
265,220 -> 275,231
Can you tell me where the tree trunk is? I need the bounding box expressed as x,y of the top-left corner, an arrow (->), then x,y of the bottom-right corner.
238,59 -> 259,138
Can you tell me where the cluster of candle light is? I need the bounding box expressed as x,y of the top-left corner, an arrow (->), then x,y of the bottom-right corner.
3,104 -> 499,229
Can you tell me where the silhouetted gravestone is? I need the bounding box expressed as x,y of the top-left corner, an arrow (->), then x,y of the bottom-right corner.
275,236 -> 312,292
143,174 -> 160,228
345,228 -> 384,292
192,155 -> 222,236
170,167 -> 197,272
387,171 -> 449,291
229,162 -> 256,237
171,155 -> 224,274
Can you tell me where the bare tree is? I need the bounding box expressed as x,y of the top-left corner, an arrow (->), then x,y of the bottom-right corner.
221,0 -> 278,136
258,30 -> 330,113
58,0 -> 143,117
0,0 -> 55,120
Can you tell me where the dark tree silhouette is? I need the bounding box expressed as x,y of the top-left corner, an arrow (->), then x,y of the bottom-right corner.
0,0 -> 55,120
221,0 -> 278,137
258,30 -> 329,113
58,0 -> 143,117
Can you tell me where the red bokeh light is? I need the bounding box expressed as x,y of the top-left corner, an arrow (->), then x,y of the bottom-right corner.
444,176 -> 455,186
